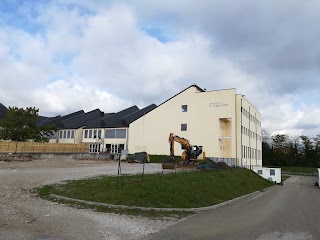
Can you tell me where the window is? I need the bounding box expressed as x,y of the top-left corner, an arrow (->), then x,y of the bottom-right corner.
71,130 -> 74,139
181,105 -> 188,112
89,130 -> 92,138
116,129 -> 126,138
84,130 -> 88,138
105,129 -> 127,138
242,146 -> 244,158
89,144 -> 101,153
67,130 -> 71,139
270,169 -> 275,176
93,130 -> 97,138
97,129 -> 102,139
105,144 -> 125,154
105,130 -> 116,138
181,124 -> 187,131
257,170 -> 263,175
59,131 -> 63,139
63,130 -> 66,139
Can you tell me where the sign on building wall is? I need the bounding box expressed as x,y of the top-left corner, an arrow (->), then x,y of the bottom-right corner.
209,102 -> 229,107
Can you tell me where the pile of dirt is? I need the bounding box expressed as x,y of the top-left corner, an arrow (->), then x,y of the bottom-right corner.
197,160 -> 231,171
215,162 -> 231,170
0,154 -> 34,162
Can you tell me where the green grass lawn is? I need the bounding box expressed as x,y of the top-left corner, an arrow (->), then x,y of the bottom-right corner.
38,168 -> 272,209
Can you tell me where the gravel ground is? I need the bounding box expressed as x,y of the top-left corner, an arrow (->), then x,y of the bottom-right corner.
0,158 -> 181,240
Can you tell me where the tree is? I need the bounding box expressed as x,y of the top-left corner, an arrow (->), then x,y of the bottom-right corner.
300,135 -> 317,167
261,129 -> 273,165
314,134 -> 320,167
0,106 -> 56,142
271,134 -> 291,166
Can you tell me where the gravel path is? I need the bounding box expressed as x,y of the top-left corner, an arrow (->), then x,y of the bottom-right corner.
0,158 -> 180,240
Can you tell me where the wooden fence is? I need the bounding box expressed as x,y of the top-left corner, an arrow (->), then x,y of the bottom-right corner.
0,141 -> 88,154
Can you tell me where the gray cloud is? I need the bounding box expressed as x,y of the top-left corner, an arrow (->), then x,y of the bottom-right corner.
0,0 -> 320,136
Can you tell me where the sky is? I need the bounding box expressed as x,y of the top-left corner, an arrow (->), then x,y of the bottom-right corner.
0,0 -> 319,137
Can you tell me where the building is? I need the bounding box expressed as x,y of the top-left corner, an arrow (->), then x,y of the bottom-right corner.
128,85 -> 262,168
0,84 -> 262,168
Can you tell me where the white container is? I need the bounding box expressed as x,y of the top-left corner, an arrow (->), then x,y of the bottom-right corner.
253,167 -> 282,184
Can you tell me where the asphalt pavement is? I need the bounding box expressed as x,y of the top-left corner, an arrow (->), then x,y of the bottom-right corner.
146,175 -> 320,240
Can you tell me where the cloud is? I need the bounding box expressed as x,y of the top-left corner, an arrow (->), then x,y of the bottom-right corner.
0,0 -> 320,137
31,79 -> 130,116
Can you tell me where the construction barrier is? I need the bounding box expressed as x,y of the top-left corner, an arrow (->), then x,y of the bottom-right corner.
0,141 -> 88,154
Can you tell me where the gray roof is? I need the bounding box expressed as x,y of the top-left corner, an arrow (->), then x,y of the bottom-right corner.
0,103 -> 8,119
102,105 -> 139,128
123,104 -> 157,125
39,110 -> 84,128
61,109 -> 104,129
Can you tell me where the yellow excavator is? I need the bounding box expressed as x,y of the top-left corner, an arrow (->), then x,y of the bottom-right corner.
168,133 -> 206,164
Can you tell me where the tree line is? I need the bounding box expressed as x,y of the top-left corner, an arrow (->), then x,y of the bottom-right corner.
0,106 -> 56,142
262,129 -> 320,167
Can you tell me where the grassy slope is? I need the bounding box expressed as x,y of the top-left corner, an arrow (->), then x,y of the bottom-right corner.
38,168 -> 273,209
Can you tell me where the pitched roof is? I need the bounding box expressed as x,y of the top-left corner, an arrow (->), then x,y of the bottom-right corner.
39,110 -> 85,127
123,104 -> 157,125
0,103 -> 8,119
61,109 -> 104,129
126,84 -> 205,125
157,84 -> 204,108
37,115 -> 61,126
102,105 -> 139,128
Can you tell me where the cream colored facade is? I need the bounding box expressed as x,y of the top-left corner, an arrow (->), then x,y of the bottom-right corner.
128,86 -> 262,168
56,129 -> 83,144
82,128 -> 128,153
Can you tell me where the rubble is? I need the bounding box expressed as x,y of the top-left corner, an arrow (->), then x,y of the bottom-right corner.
0,154 -> 34,162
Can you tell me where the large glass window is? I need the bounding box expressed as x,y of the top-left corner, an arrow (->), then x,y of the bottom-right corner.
105,129 -> 126,138
84,130 -> 88,138
89,144 -> 101,153
116,129 -> 126,138
105,144 -> 125,153
105,129 -> 116,138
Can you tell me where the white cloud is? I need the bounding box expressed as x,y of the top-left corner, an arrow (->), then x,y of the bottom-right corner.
0,1 -> 320,137
31,80 -> 130,116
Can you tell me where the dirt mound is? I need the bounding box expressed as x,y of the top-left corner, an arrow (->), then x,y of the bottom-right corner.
215,162 -> 231,170
197,160 -> 231,171
0,154 -> 34,162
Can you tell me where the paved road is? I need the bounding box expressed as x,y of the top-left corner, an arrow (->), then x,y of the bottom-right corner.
146,175 -> 320,240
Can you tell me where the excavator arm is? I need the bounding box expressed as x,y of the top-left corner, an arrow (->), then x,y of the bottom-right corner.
168,133 -> 203,163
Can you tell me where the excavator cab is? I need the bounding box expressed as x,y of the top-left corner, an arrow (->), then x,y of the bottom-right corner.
190,145 -> 203,159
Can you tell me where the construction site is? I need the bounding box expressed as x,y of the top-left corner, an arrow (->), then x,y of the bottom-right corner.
0,85 -> 262,169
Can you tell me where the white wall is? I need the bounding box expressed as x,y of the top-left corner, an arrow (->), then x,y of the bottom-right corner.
128,87 -> 237,158
253,167 -> 281,183
236,95 -> 262,167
